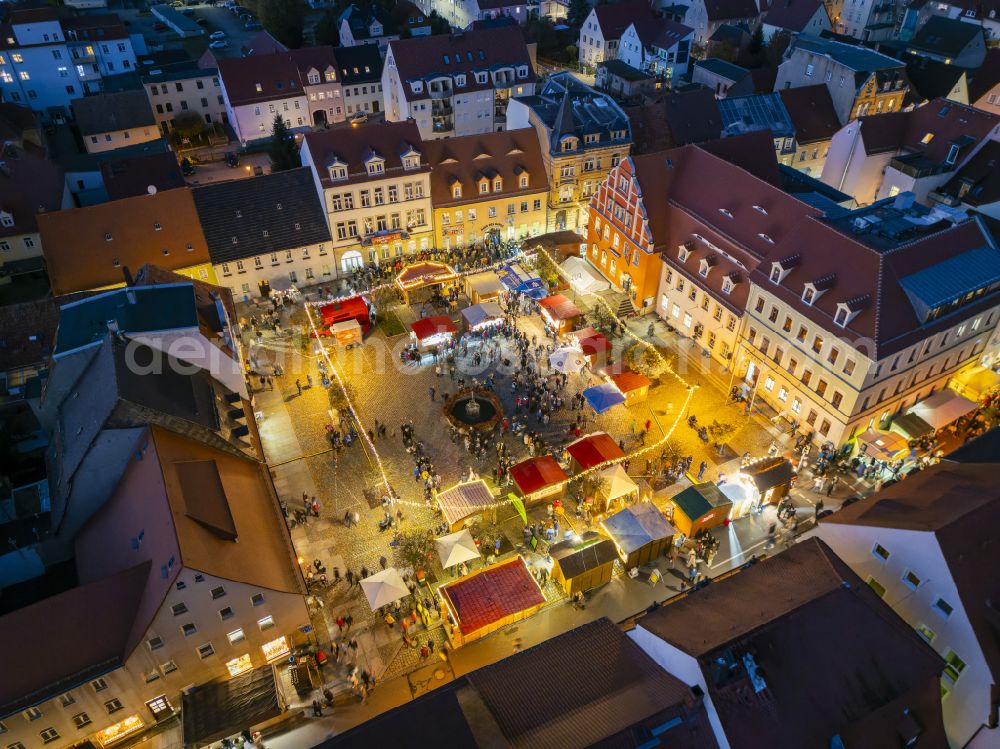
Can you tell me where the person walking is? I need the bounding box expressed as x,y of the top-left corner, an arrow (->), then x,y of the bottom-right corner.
697,461 -> 708,481
379,555 -> 387,570
296,378 -> 302,396
429,386 -> 436,401
826,475 -> 839,497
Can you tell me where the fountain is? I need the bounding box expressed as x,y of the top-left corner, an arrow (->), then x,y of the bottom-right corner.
443,388 -> 503,430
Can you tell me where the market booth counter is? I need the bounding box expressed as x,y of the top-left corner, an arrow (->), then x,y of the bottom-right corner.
669,483 -> 733,538
549,531 -> 618,596
566,432 -> 626,473
438,556 -> 546,648
600,503 -> 676,569
410,315 -> 457,355
509,455 -> 568,504
538,294 -> 583,335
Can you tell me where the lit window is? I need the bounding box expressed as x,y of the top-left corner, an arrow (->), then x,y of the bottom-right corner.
867,577 -> 886,598
226,654 -> 253,677
942,649 -> 966,684
258,615 -> 275,631
902,570 -> 921,590
228,628 -> 246,645
261,635 -> 290,661
916,623 -> 936,643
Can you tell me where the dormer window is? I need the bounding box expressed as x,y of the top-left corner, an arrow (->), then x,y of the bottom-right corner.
325,70 -> 336,82
803,285 -> 816,305
519,175 -> 528,188
402,155 -> 419,170
456,74 -> 466,87
699,258 -> 712,277
479,179 -> 489,194
453,183 -> 462,198
834,307 -> 848,326
718,208 -> 733,219
367,158 -> 385,176
678,243 -> 691,262
104,232 -> 113,241
255,83 -> 263,92
308,71 -> 320,84
0,212 -> 14,228
517,65 -> 528,78
770,264 -> 784,283
410,80 -> 424,94
476,72 -> 488,85
493,178 -> 502,192
722,277 -> 734,294
328,161 -> 348,181
757,233 -> 774,244
753,205 -> 768,215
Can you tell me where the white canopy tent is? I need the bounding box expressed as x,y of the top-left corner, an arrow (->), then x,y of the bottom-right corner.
909,390 -> 978,431
360,568 -> 409,609
435,529 -> 481,568
560,256 -> 611,294
549,347 -> 588,374
598,464 -> 639,502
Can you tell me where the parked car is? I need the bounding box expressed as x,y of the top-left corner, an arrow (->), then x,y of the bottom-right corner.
208,39 -> 229,49
244,19 -> 262,28
209,30 -> 226,39
224,151 -> 241,168
349,111 -> 368,125
181,7 -> 195,15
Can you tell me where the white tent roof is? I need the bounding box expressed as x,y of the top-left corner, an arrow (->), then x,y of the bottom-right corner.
560,256 -> 611,294
435,529 -> 481,568
598,463 -> 639,501
550,347 -> 588,374
466,271 -> 505,297
359,568 -> 409,609
909,390 -> 978,431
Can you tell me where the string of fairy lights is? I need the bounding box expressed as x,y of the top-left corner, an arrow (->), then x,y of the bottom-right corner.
301,245 -> 697,511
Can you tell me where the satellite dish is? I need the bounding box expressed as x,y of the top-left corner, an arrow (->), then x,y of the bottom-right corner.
147,185 -> 158,195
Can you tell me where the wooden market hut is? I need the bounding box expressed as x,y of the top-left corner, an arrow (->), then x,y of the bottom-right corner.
573,327 -> 610,367
460,301 -> 504,332
565,432 -> 625,473
436,479 -> 498,532
509,455 -> 568,503
741,456 -> 795,504
410,315 -> 457,353
669,482 -> 733,537
438,557 -> 546,647
611,370 -> 652,405
538,294 -> 582,335
395,261 -> 458,304
594,463 -> 639,514
600,503 -> 675,569
464,270 -> 505,304
549,531 -> 618,595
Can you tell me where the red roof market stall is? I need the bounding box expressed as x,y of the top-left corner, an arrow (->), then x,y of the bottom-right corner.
410,315 -> 457,351
509,455 -> 568,502
611,370 -> 652,404
566,432 -> 625,473
438,557 -> 546,647
573,327 -> 610,366
317,296 -> 371,335
538,294 -> 583,334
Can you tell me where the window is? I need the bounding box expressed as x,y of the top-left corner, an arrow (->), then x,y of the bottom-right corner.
220,606 -> 235,620
104,698 -> 123,714
91,678 -> 109,692
211,586 -> 226,600
226,654 -> 253,677
933,598 -> 954,619
72,712 -> 92,729
915,623 -> 936,643
228,628 -> 246,645
59,693 -> 75,708
942,650 -> 966,685
843,359 -> 856,377
23,707 -> 42,721
40,728 -> 59,744
194,574 -> 204,583
867,577 -> 886,598
171,603 -> 188,616
258,615 -> 275,631
902,570 -> 921,590
182,623 -> 197,636
198,643 -> 215,659
161,660 -> 178,675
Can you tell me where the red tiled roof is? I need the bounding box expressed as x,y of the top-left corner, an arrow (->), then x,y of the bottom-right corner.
778,84 -> 840,144
440,557 -> 545,635
611,369 -> 651,393
217,50 -> 313,107
411,315 -> 457,341
509,455 -> 568,494
538,294 -> 581,320
302,120 -> 429,189
566,432 -> 625,470
593,0 -> 656,40
859,99 -> 999,160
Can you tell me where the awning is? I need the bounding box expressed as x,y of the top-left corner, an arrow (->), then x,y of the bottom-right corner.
411,315 -> 457,341
435,529 -> 481,568
598,463 -> 639,501
560,256 -> 610,294
182,666 -> 281,748
360,568 -> 410,609
856,429 -> 910,461
436,479 -> 497,528
497,262 -> 547,299
909,390 -> 979,431
461,301 -> 504,328
539,294 -> 582,321
891,412 -> 935,440
549,347 -> 588,374
583,383 -> 626,414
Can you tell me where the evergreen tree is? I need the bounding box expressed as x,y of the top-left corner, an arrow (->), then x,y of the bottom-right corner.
567,0 -> 590,28
268,115 -> 300,172
259,0 -> 304,48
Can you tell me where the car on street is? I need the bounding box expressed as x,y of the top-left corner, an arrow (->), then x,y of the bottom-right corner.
209,39 -> 229,49
349,112 -> 368,125
209,30 -> 226,39
196,17 -> 209,25
244,20 -> 262,29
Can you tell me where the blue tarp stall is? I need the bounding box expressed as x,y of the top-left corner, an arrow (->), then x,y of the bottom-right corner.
461,301 -> 504,329
583,383 -> 626,414
497,262 -> 548,300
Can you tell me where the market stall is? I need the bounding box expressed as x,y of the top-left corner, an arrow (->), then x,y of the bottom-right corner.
360,568 -> 410,609
560,255 -> 611,294
566,432 -> 625,473
594,463 -> 639,514
583,382 -> 626,414
740,456 -> 795,505
410,315 -> 457,353
329,319 -> 362,348
318,296 -> 371,335
890,412 -> 934,440
573,327 -> 610,367
610,370 -> 652,405
435,529 -> 481,569
461,301 -> 504,332
395,261 -> 458,305
538,294 -> 583,335
182,666 -> 285,749
549,347 -> 588,374
464,271 -> 505,304
669,483 -> 734,537
855,429 -> 910,462
549,531 -> 618,595
438,556 -> 546,648
436,479 -> 498,531
909,390 -> 979,431
509,455 -> 568,503
601,503 -> 675,569
497,262 -> 548,300
949,366 -> 1000,400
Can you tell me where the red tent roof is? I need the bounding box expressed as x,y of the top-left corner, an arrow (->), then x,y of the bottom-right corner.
574,327 -> 609,356
411,315 -> 457,341
440,558 -> 545,635
566,433 -> 625,470
509,455 -> 568,495
612,370 -> 652,393
320,296 -> 369,325
539,294 -> 582,320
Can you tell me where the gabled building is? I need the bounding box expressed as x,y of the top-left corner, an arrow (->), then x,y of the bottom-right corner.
38,188 -> 215,295
578,0 -> 658,70
774,35 -> 908,124
192,167 -> 333,298
836,0 -> 898,39
906,15 -> 987,68
0,9 -> 139,115
738,195 -> 1000,446
692,58 -> 754,98
338,2 -> 427,53
932,138 -> 1000,218
900,0 -> 1000,44
382,25 -> 536,140
762,0 -> 831,40
300,121 -> 433,272
617,18 -> 694,84
807,459 -> 1000,748
681,0 -> 762,46
630,537 -> 948,748
140,59 -> 227,136
821,99 -> 1000,205
507,72 -> 630,232
335,44 -> 384,121
72,90 -> 159,155
423,128 -> 549,250
778,83 -> 841,175
0,424 -> 307,749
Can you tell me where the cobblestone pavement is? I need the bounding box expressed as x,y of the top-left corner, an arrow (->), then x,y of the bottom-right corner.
241,280 -> 871,712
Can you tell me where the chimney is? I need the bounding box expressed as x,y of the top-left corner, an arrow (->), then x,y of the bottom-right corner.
122,265 -> 135,287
